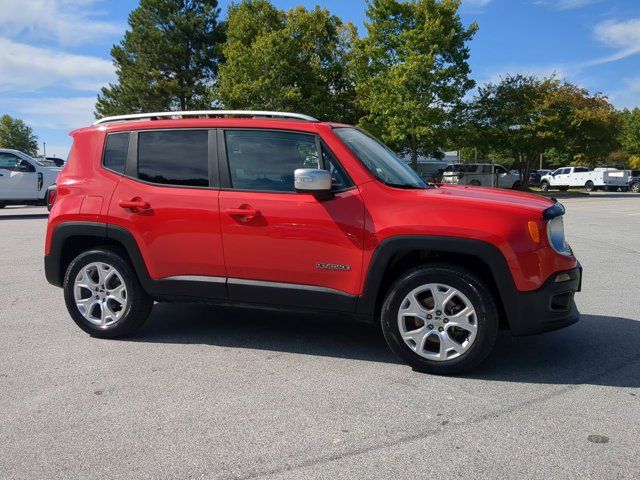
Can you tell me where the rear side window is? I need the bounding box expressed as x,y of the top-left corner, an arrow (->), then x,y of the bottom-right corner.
103,133 -> 129,174
137,130 -> 209,187
574,167 -> 589,173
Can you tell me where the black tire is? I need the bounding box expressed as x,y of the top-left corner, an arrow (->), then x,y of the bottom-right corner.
380,265 -> 499,375
0,202 -> 5,209
585,181 -> 594,192
469,180 -> 481,186
512,181 -> 521,190
631,182 -> 640,194
63,248 -> 154,338
540,180 -> 550,192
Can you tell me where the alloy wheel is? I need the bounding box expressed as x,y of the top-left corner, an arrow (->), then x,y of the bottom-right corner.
397,283 -> 478,361
73,262 -> 128,328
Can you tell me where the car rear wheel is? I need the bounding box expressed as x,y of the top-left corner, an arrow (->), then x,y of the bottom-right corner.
585,181 -> 595,192
512,181 -> 521,190
540,181 -> 550,192
469,180 -> 481,186
63,248 -> 154,338
631,182 -> 640,193
380,265 -> 499,375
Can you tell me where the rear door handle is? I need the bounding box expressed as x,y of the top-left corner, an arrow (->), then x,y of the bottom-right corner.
226,207 -> 261,219
119,199 -> 150,212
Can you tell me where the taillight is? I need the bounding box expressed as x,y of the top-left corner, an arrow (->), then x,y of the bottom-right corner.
46,185 -> 58,212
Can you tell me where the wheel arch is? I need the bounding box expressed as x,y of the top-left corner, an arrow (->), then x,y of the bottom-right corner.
45,222 -> 150,290
356,236 -> 518,329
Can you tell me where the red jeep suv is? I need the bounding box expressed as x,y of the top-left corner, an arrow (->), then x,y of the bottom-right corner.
44,111 -> 581,374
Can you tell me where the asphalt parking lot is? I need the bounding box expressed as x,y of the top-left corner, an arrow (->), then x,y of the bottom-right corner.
1,194 -> 639,480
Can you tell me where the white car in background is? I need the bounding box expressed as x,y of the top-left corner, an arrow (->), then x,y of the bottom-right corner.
0,149 -> 62,208
540,166 -> 631,192
441,163 -> 521,189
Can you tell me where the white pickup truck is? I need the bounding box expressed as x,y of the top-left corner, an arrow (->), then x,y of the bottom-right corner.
0,149 -> 62,208
540,166 -> 631,192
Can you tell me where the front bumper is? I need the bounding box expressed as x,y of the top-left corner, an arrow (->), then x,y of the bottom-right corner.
507,265 -> 582,336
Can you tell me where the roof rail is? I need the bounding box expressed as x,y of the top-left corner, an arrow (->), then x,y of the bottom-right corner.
93,110 -> 319,125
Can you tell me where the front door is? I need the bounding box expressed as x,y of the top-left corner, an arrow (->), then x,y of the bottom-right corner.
107,129 -> 225,296
0,153 -> 37,200
218,129 -> 365,311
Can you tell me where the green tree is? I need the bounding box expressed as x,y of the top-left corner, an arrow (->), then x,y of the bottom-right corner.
620,108 -> 640,156
0,115 -> 38,156
215,0 -> 359,123
468,75 -> 620,186
467,75 -> 552,185
354,0 -> 477,168
96,0 -> 225,117
540,82 -> 620,168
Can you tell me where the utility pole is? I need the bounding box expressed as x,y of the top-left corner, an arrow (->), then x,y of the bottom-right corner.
43,142 -> 46,158
540,153 -> 543,170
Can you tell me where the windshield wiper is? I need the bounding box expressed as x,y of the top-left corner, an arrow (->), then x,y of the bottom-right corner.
385,183 -> 425,190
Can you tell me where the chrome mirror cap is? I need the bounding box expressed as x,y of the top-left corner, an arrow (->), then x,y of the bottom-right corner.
294,168 -> 332,193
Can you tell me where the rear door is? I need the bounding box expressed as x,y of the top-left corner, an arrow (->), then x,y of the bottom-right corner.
107,129 -> 226,297
0,152 -> 37,200
217,129 -> 365,311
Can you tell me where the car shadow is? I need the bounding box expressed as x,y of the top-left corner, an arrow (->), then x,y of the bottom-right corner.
131,302 -> 397,364
131,305 -> 639,388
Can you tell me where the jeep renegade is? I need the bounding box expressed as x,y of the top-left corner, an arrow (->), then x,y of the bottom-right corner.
44,111 -> 582,374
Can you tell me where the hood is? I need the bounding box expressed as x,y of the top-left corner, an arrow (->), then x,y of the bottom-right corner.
434,184 -> 555,215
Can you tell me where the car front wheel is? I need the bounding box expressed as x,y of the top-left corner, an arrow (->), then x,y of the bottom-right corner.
63,248 -> 154,338
540,181 -> 550,192
631,182 -> 640,193
380,265 -> 499,375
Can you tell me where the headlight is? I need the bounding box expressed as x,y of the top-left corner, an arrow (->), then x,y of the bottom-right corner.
547,216 -> 572,256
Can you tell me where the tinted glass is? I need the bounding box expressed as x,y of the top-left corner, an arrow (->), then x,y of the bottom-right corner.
574,167 -> 589,172
322,143 -> 353,191
334,128 -> 426,189
495,166 -> 507,174
103,132 -> 129,174
0,153 -> 19,169
562,168 -> 571,174
138,130 -> 208,187
225,130 -> 319,192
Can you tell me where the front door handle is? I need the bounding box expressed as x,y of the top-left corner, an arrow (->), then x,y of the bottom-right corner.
226,207 -> 261,219
119,198 -> 150,213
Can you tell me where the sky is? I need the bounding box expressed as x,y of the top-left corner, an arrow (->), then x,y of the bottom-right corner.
0,0 -> 639,158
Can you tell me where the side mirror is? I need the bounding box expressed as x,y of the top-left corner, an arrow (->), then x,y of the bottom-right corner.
294,169 -> 332,197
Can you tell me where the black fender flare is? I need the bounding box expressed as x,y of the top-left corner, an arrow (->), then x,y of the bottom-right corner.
45,221 -> 226,300
355,235 -> 519,321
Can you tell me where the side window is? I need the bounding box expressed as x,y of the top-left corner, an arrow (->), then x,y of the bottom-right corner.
137,130 -> 209,187
495,165 -> 507,174
481,165 -> 493,174
562,168 -> 571,175
0,153 -> 19,169
574,167 -> 589,173
225,130 -> 320,192
322,143 -> 353,191
103,132 -> 129,174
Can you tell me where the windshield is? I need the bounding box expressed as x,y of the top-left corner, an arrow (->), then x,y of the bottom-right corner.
334,128 -> 426,189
